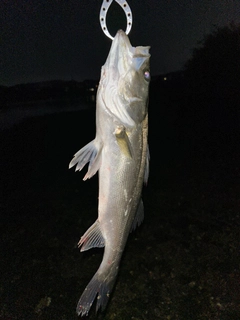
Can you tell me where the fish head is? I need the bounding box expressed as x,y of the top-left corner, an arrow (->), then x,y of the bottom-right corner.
99,30 -> 151,127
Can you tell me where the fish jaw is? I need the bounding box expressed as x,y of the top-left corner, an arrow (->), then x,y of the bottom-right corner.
99,29 -> 151,127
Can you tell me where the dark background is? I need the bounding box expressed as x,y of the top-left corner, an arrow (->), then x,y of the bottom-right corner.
1,1 -> 240,319
1,0 -> 240,86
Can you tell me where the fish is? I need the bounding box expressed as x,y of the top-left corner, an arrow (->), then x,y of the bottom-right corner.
69,29 -> 150,316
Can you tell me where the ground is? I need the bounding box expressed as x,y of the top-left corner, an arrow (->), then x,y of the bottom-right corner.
1,103 -> 240,319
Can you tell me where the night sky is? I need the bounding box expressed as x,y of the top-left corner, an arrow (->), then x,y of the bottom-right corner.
1,0 -> 240,86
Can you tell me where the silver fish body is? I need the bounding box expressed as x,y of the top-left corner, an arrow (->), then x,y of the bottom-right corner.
69,30 -> 150,316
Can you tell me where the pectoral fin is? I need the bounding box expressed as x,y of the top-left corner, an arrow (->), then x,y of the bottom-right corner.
114,126 -> 132,158
69,139 -> 102,180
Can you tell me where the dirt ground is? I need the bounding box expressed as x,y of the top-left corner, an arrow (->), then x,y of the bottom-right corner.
1,104 -> 240,319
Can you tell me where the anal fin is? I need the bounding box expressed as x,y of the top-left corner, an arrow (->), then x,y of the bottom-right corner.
78,220 -> 105,252
130,199 -> 144,232
144,144 -> 150,185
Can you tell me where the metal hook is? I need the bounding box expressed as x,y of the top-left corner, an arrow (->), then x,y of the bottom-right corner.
99,0 -> 133,40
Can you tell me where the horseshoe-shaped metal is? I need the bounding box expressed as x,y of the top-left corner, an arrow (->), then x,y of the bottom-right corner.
99,0 -> 133,40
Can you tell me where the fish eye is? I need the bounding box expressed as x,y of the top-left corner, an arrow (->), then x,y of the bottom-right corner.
144,70 -> 150,81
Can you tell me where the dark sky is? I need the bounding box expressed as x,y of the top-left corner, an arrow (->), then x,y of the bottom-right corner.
1,0 -> 240,86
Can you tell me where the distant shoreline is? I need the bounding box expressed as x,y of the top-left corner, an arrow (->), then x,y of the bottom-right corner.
0,100 -> 94,131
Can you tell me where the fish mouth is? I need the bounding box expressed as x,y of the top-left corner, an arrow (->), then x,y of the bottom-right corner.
104,30 -> 133,71
113,30 -> 150,56
114,29 -> 131,44
104,30 -> 150,81
113,30 -> 150,58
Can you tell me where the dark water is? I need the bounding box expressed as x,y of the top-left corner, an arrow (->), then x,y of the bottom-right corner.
1,99 -> 240,319
0,100 -> 92,130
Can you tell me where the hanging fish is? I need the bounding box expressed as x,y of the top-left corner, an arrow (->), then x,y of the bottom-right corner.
69,2 -> 151,316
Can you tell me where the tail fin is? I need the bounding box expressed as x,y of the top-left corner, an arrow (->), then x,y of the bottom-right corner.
76,270 -> 117,317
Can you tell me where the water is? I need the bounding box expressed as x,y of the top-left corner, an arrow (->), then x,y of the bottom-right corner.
0,100 -> 93,130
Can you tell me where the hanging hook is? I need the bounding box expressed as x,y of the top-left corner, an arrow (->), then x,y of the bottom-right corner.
99,0 -> 133,40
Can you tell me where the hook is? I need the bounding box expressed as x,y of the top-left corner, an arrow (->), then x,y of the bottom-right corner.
99,0 -> 133,40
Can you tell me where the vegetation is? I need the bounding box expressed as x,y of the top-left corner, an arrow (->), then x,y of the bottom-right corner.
185,23 -> 240,105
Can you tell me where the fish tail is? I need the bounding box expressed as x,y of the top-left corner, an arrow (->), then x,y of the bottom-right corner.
76,269 -> 117,317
